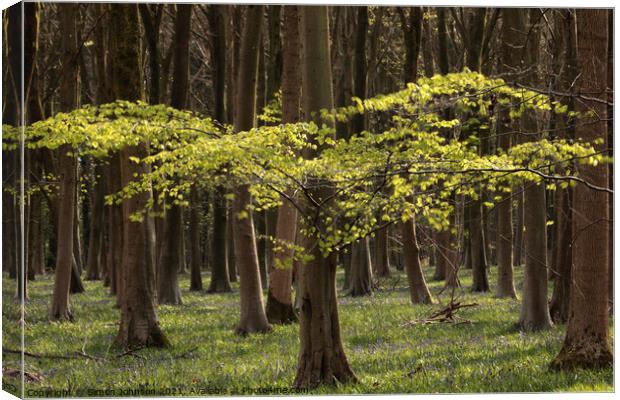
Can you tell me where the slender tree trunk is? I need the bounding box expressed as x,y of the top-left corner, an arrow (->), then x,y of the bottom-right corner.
156,3 -> 192,304
348,237 -> 373,297
266,5 -> 299,324
294,6 -> 356,388
551,8 -> 612,370
111,3 -> 168,349
373,225 -> 391,277
513,187 -> 524,266
227,206 -> 237,282
49,3 -> 79,320
189,187 -> 203,291
232,5 -> 271,336
86,163 -> 105,280
550,184 -> 572,323
517,11 -> 552,332
205,4 -> 233,294
208,191 -> 232,293
494,8 -> 525,299
469,195 -> 489,292
402,216 -> 433,304
549,9 -> 577,323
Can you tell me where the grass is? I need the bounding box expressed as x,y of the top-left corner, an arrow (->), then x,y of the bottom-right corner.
2,262 -> 613,397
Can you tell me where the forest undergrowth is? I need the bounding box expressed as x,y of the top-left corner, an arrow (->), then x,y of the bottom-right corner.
2,263 -> 613,396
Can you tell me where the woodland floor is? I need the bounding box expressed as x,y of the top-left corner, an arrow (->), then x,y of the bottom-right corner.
1,263 -> 613,396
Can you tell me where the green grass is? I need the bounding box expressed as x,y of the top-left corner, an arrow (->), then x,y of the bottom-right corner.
2,263 -> 613,396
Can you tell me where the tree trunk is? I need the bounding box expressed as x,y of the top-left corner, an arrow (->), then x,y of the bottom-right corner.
348,237 -> 373,297
156,3 -> 193,303
70,255 -> 85,294
266,5 -> 299,325
549,9 -> 577,323
189,188 -> 203,291
513,187 -> 524,266
232,5 -> 271,336
494,8 -> 525,299
402,217 -> 433,304
208,190 -> 232,293
49,3 -> 79,320
157,205 -> 183,305
205,4 -> 233,294
294,6 -> 356,388
551,9 -> 612,370
86,163 -> 105,280
434,229 -> 447,281
227,206 -> 237,282
549,185 -> 572,323
110,3 -> 168,349
518,179 -> 552,331
517,11 -> 552,332
468,197 -> 489,292
49,146 -> 77,320
373,225 -> 390,277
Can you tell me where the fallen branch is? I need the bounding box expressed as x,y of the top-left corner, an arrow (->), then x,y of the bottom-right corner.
401,301 -> 478,327
3,348 -> 104,362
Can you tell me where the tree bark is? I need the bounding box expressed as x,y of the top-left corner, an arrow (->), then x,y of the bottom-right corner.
266,5 -> 299,325
402,217 -> 433,304
373,225 -> 391,277
517,11 -> 552,332
494,8 -> 526,299
205,4 -> 233,294
294,6 -> 356,388
551,8 -> 612,370
549,9 -> 577,323
49,3 -> 79,320
85,163 -> 105,280
156,3 -> 193,303
232,5 -> 271,336
188,188 -> 203,291
110,3 -> 168,349
348,237 -> 373,297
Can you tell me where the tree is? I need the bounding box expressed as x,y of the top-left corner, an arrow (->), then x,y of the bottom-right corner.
266,5 -> 300,324
157,4 -> 193,305
49,3 -> 79,320
111,4 -> 168,349
232,4 -> 272,335
206,4 -> 232,294
294,6 -> 356,388
549,9 -> 577,322
551,8 -> 612,371
517,10 -> 552,332
403,215 -> 433,304
494,8 -> 525,299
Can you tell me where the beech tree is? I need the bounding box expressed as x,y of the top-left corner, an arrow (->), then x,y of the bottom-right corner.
156,4 -> 192,305
49,3 -> 79,320
110,4 -> 168,348
551,8 -> 612,371
232,4 -> 272,335
265,5 -> 300,324
294,5 -> 356,388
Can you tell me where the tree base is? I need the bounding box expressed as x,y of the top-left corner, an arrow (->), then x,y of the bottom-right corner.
235,323 -> 272,337
206,279 -> 232,293
158,287 -> 183,305
410,289 -> 434,305
266,293 -> 297,324
516,318 -> 552,332
293,349 -> 357,389
115,325 -> 170,350
550,337 -> 612,371
49,308 -> 74,322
